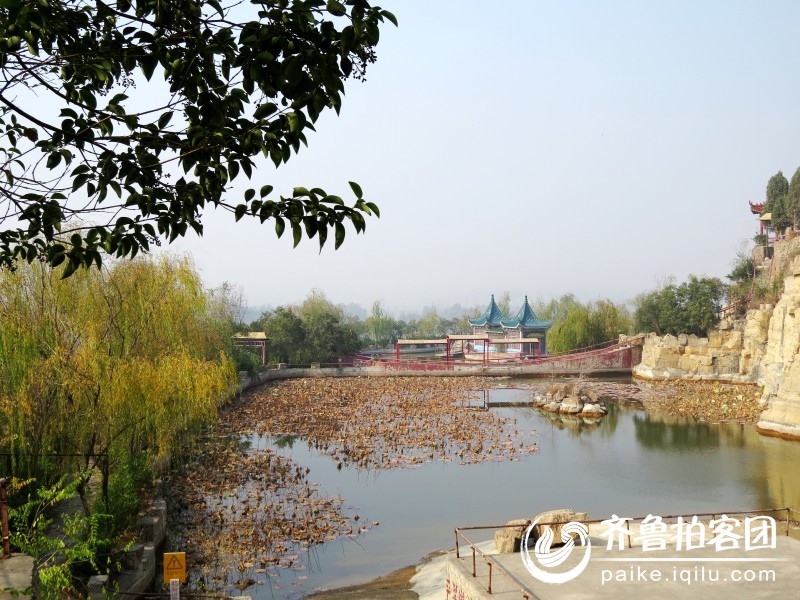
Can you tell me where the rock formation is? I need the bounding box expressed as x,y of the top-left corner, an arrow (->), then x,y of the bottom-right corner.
756,257 -> 800,438
494,509 -> 588,553
532,382 -> 607,417
633,251 -> 800,440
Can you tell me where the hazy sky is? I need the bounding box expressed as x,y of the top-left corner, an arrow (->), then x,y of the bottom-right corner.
171,0 -> 800,313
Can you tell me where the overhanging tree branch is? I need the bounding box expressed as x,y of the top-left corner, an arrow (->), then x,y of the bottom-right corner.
0,0 -> 395,276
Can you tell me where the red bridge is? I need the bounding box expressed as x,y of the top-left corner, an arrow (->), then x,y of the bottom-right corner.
354,336 -> 644,377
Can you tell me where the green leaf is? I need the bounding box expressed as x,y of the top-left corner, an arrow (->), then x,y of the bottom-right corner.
72,174 -> 90,191
241,160 -> 252,178
304,217 -> 317,238
275,217 -> 285,237
292,223 -> 302,247
234,204 -> 247,222
340,26 -> 355,54
351,211 -> 366,233
348,181 -> 363,198
46,152 -> 62,169
381,10 -> 399,27
327,1 -> 346,16
287,112 -> 301,133
244,188 -> 255,201
269,147 -> 282,168
207,0 -> 224,18
140,55 -> 158,81
60,258 -> 79,279
50,252 -> 66,268
158,112 -> 174,129
254,103 -> 278,119
334,222 -> 345,249
366,21 -> 380,45
260,185 -> 273,198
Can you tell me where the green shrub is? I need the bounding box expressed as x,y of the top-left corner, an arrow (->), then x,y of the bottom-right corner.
232,346 -> 263,372
37,564 -> 73,600
98,453 -> 151,534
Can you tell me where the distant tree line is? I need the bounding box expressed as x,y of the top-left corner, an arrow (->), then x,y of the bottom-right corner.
250,290 -> 362,364
248,292 -> 473,364
245,280 -> 738,364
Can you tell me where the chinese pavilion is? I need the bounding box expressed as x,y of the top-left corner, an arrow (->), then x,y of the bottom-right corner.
750,200 -> 775,242
469,295 -> 553,355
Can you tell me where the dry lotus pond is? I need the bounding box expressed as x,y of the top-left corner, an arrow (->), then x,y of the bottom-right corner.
166,376 -> 538,591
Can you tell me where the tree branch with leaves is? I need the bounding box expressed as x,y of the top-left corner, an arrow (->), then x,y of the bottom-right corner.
0,0 -> 394,275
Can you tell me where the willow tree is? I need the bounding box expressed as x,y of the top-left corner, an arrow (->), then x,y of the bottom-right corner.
0,0 -> 392,275
547,299 -> 632,353
0,256 -> 236,516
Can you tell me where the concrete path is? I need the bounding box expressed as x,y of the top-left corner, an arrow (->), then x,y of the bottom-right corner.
0,554 -> 33,599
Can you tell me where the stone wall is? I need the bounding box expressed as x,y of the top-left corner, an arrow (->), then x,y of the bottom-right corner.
632,308 -> 770,383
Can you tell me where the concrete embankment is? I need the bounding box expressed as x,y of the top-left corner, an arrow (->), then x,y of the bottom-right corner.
238,365 -> 632,390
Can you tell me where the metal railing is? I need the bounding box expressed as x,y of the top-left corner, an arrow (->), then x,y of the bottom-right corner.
454,525 -> 539,598
453,507 -> 797,598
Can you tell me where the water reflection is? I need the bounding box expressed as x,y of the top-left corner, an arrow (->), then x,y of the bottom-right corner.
633,411 -> 723,450
535,410 -> 607,436
757,434 -> 800,510
274,434 -> 298,449
627,406 -> 799,510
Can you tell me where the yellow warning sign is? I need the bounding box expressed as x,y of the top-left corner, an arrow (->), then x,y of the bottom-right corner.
163,552 -> 186,584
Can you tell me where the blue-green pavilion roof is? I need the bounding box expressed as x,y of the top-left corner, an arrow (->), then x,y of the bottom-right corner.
469,295 -> 505,328
501,296 -> 552,330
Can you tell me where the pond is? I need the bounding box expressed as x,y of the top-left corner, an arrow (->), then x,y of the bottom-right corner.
231,384 -> 800,598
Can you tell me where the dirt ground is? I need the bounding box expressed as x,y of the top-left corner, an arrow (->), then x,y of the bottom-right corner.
634,379 -> 763,423
305,563 -> 418,599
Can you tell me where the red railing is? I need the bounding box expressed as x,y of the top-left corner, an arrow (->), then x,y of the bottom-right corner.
258,337 -> 644,374
349,338 -> 643,373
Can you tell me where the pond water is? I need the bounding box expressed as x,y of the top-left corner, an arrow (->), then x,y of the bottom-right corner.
238,385 -> 800,598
